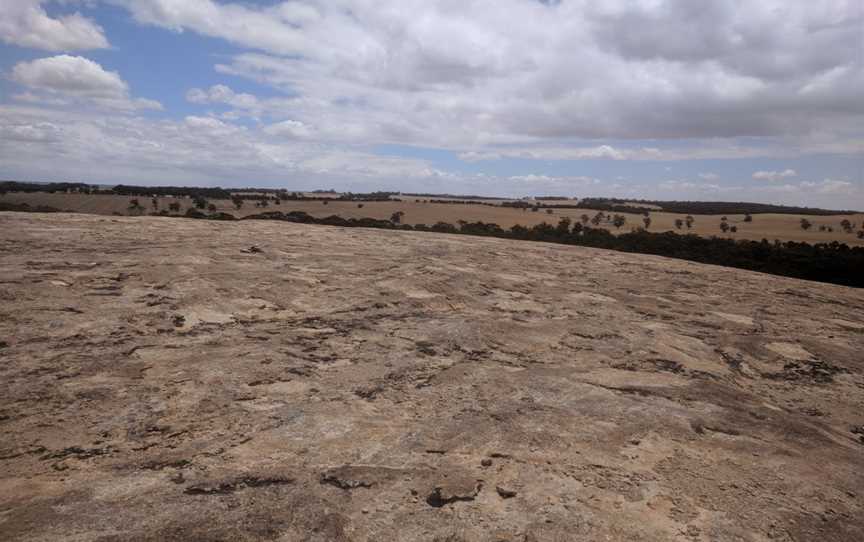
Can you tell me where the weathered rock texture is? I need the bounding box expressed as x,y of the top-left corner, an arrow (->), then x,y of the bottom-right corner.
1,212 -> 863,541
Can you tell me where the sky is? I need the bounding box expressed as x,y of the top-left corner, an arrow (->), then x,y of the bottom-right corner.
0,1 -> 862,209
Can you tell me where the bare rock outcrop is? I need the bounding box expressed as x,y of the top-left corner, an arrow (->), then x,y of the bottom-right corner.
1,212 -> 863,541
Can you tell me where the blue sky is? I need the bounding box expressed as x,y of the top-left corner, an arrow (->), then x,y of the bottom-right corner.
1,1 -> 862,208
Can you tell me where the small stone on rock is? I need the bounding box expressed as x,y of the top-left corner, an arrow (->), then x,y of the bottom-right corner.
496,485 -> 517,499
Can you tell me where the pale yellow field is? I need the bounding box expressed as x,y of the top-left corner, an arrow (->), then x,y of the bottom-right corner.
3,191 -> 863,246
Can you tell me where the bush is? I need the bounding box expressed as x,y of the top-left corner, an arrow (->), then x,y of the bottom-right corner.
209,212 -> 237,221
185,208 -> 207,219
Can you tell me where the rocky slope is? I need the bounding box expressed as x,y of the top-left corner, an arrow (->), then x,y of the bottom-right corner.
1,212 -> 863,541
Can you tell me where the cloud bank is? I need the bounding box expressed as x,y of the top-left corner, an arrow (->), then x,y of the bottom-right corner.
0,1 -> 861,207
0,0 -> 109,51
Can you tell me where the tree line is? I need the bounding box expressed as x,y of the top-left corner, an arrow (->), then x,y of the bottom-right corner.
578,197 -> 858,216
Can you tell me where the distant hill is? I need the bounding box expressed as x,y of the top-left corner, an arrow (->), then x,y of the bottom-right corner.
577,197 -> 860,216
1,180 -> 858,215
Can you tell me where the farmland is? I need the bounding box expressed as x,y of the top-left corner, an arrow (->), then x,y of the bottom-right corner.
3,191 -> 863,246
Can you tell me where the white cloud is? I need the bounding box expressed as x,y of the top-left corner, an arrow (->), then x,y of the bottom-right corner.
659,180 -> 728,192
111,0 -> 862,149
184,115 -> 244,136
752,169 -> 797,181
1,1 -> 862,210
262,120 -> 315,139
12,55 -> 127,98
0,121 -> 62,143
1,103 -> 860,208
456,143 -> 822,163
10,55 -> 161,111
186,84 -> 260,110
0,0 -> 108,51
508,174 -> 599,187
459,145 -> 627,162
0,104 -> 443,188
800,179 -> 854,195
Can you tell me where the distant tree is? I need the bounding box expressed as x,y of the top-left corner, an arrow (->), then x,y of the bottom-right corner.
730,225 -> 738,233
207,203 -> 217,212
232,196 -> 244,210
612,214 -> 626,230
555,217 -> 572,236
819,225 -> 827,232
721,216 -> 728,222
642,216 -> 651,229
194,197 -> 207,209
168,202 -> 181,213
531,206 -> 539,213
685,215 -> 694,229
674,218 -> 684,229
390,211 -> 405,224
260,199 -> 269,208
274,198 -> 281,205
858,230 -> 864,239
800,218 -> 812,231
827,226 -> 834,233
720,221 -> 730,233
128,199 -> 144,214
580,214 -> 590,225
151,197 -> 158,211
744,213 -> 753,222
840,219 -> 853,233
590,212 -> 604,226
323,200 -> 329,205
357,203 -> 364,208
546,208 -> 554,215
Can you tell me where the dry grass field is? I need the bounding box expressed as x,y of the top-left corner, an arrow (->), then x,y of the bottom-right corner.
3,191 -> 863,246
2,212 -> 863,541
